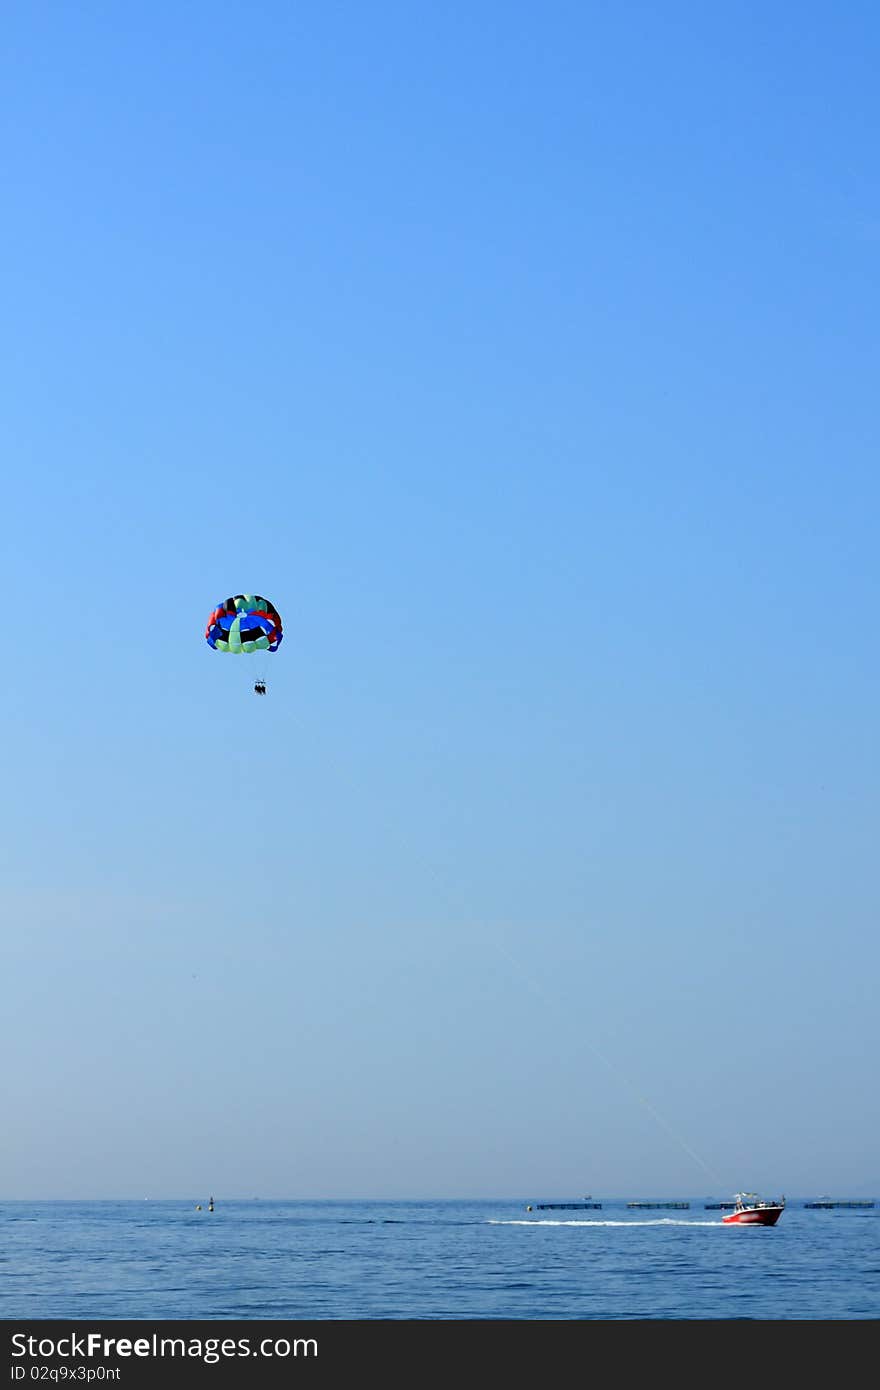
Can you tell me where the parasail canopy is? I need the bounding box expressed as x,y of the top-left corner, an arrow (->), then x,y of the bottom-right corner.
205,594 -> 283,654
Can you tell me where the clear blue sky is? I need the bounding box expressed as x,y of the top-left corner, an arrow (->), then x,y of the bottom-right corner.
2,1 -> 878,1200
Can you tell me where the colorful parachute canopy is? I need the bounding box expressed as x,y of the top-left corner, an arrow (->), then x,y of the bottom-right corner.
205,594 -> 283,654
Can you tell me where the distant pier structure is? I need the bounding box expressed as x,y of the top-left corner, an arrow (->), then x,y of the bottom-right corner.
704,1202 -> 736,1210
804,1200 -> 874,1209
526,1202 -> 602,1211
627,1201 -> 689,1210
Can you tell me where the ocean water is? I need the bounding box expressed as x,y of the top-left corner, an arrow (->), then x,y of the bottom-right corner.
1,1198 -> 877,1321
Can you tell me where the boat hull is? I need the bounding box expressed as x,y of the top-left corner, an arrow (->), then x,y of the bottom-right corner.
722,1206 -> 783,1226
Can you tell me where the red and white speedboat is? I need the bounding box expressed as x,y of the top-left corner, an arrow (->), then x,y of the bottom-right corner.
722,1193 -> 785,1226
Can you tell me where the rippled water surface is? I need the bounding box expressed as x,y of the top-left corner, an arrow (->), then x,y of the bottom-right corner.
2,1199 -> 877,1319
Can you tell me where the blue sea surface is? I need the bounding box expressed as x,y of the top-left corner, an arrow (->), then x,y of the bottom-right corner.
1,1199 -> 877,1320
